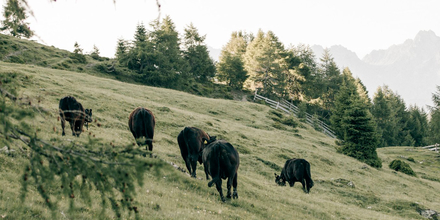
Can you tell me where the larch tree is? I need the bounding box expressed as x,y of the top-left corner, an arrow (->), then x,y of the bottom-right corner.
216,31 -> 250,90
182,23 -> 216,83
244,30 -> 290,99
318,49 -> 342,113
0,0 -> 34,38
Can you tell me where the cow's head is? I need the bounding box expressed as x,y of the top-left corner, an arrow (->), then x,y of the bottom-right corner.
84,109 -> 92,130
205,134 -> 217,145
85,109 -> 93,123
274,173 -> 286,186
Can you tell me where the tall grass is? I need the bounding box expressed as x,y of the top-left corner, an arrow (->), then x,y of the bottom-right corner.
0,61 -> 439,219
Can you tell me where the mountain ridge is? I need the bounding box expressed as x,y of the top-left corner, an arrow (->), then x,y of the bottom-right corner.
311,30 -> 440,109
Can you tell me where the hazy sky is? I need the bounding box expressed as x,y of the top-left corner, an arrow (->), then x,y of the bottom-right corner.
1,0 -> 439,59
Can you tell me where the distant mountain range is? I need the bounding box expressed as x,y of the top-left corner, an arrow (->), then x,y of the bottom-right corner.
311,30 -> 440,109
208,30 -> 439,109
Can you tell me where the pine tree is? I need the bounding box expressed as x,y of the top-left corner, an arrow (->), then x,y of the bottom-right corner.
428,85 -> 440,144
332,74 -> 381,168
407,105 -> 428,146
318,49 -> 342,112
0,0 -> 34,38
330,71 -> 357,139
182,23 -> 216,83
339,96 -> 382,168
90,44 -> 100,60
143,16 -> 186,87
115,38 -> 129,65
126,22 -> 153,73
69,42 -> 86,63
371,86 -> 397,147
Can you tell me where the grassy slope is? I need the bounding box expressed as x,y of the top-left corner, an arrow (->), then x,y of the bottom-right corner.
0,61 -> 439,219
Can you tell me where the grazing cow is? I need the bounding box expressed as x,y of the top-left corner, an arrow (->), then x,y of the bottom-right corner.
59,96 -> 92,137
274,158 -> 314,193
128,107 -> 155,151
202,140 -> 239,202
177,127 -> 216,178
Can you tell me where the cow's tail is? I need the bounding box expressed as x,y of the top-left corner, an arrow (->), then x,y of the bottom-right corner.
305,161 -> 314,189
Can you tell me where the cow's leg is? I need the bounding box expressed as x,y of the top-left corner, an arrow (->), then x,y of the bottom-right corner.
226,178 -> 232,199
60,117 -> 66,136
204,165 -> 210,180
301,179 -> 308,193
232,173 -> 238,199
146,141 -> 153,151
69,121 -> 75,136
226,171 -> 236,199
183,156 -> 192,176
189,155 -> 198,178
208,177 -> 220,188
214,179 -> 225,202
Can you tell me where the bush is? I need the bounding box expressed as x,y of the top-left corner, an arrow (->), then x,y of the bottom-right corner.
389,160 -> 416,176
281,116 -> 299,128
69,53 -> 87,63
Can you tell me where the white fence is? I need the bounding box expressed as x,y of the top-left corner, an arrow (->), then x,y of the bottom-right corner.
253,90 -> 337,139
422,143 -> 439,152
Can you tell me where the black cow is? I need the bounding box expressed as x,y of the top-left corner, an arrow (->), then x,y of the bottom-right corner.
202,140 -> 239,202
128,107 -> 155,151
59,96 -> 92,137
274,158 -> 314,193
177,127 -> 216,178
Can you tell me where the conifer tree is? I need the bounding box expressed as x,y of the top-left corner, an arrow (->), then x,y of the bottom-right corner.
182,23 -> 215,83
115,38 -> 129,65
330,70 -> 357,139
244,30 -> 290,98
69,42 -> 86,63
332,74 -> 381,168
371,86 -> 397,147
90,44 -> 100,60
289,44 -> 319,100
407,105 -> 428,146
318,49 -> 342,112
0,0 -> 34,38
340,97 -> 381,167
143,16 -> 186,87
428,85 -> 440,144
217,52 -> 248,89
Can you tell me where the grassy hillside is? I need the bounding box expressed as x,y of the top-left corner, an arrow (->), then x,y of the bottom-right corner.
0,61 -> 439,219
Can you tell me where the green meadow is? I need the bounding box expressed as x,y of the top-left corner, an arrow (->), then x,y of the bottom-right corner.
0,61 -> 439,219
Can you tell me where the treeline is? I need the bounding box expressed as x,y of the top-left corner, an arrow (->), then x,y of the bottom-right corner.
107,16 -> 439,167
105,16 -> 226,97
109,16 -> 440,148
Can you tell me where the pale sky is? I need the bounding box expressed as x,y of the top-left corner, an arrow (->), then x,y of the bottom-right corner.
1,0 -> 439,59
